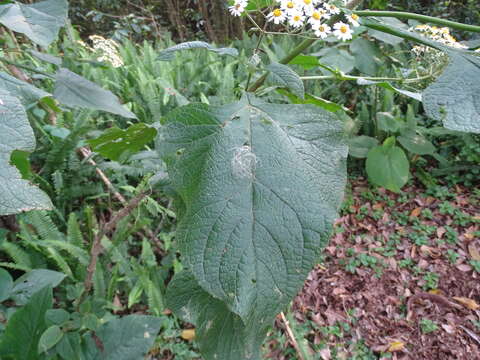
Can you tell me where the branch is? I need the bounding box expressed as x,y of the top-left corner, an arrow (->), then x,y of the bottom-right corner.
354,10 -> 480,33
247,0 -> 365,92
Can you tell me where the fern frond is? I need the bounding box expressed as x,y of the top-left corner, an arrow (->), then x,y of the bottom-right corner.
0,241 -> 32,269
67,213 -> 84,246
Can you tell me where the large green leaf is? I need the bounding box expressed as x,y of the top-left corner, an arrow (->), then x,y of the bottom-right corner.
0,267 -> 13,302
158,95 -> 347,359
0,72 -> 51,106
0,89 -> 52,216
423,51 -> 480,133
350,38 -> 380,76
54,68 -> 137,119
80,315 -> 161,360
0,0 -> 68,47
10,269 -> 65,305
0,286 -> 53,360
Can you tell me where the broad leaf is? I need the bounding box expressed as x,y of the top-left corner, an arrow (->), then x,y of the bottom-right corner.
29,50 -> 62,66
88,124 -> 157,161
423,51 -> 480,133
367,17 -> 407,45
319,48 -> 355,74
158,95 -> 347,359
0,286 -> 53,360
0,0 -> 68,47
290,54 -> 320,70
266,62 -> 305,99
348,135 -> 379,158
350,38 -> 380,76
366,138 -> 409,192
398,133 -> 435,155
38,325 -> 63,354
0,72 -> 51,106
158,41 -> 238,61
0,267 -> 13,302
0,89 -> 52,216
278,89 -> 348,113
54,68 -> 137,119
10,269 -> 65,305
81,315 -> 161,360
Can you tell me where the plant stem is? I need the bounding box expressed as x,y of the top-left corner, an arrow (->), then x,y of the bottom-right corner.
0,56 -> 54,78
300,74 -> 432,82
247,0 -> 365,92
354,10 -> 480,33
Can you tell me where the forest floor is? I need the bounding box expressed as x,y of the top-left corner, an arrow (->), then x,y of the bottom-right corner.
265,177 -> 480,360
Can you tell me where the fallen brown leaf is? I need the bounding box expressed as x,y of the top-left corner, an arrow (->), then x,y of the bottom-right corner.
453,297 -> 480,310
181,329 -> 196,341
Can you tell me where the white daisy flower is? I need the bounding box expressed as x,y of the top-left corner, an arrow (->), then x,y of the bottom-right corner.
289,10 -> 305,28
346,13 -> 360,27
327,4 -> 340,15
229,0 -> 248,16
308,9 -> 324,26
314,23 -> 331,39
267,8 -> 287,24
333,22 -> 353,41
279,0 -> 300,15
298,0 -> 315,16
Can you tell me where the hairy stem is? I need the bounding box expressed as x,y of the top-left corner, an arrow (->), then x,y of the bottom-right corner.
354,10 -> 480,33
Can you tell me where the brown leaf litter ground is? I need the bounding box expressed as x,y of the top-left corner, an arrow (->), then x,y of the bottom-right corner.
266,178 -> 480,360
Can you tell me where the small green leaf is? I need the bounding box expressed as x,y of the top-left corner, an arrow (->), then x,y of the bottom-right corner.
45,309 -> 70,326
0,0 -> 68,47
38,325 -> 63,354
0,286 -> 53,360
366,140 -> 410,192
245,0 -> 274,10
398,133 -> 435,155
10,269 -> 65,305
267,62 -> 305,99
277,89 -> 348,113
0,267 -> 13,302
0,89 -> 52,216
348,136 -> 379,158
290,55 -> 319,70
56,332 -> 81,359
158,41 -> 238,61
88,123 -> 157,161
10,150 -> 32,180
350,38 -> 380,76
377,112 -> 400,132
54,68 -> 137,119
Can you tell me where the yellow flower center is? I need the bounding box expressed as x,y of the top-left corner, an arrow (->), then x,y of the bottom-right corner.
340,25 -> 348,33
319,25 -> 325,32
235,4 -> 241,9
312,12 -> 321,20
273,9 -> 282,17
287,1 -> 294,8
293,15 -> 301,21
351,14 -> 359,20
304,0 -> 312,4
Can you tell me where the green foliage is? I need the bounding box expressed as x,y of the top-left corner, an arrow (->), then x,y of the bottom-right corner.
159,95 -> 347,358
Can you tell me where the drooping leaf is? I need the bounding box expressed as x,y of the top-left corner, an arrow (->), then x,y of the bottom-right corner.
277,89 -> 349,113
88,123 -> 157,161
81,315 -> 161,360
38,325 -> 63,354
0,286 -> 53,360
0,267 -> 13,302
266,62 -> 305,99
366,138 -> 409,192
348,135 -> 379,158
158,41 -> 238,61
0,0 -> 68,47
0,89 -> 52,216
10,269 -> 65,305
423,51 -> 480,133
158,95 -> 347,359
0,72 -> 51,106
54,68 -> 137,119
357,78 -> 422,102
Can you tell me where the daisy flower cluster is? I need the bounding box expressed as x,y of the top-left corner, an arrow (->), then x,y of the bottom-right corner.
228,0 -> 361,41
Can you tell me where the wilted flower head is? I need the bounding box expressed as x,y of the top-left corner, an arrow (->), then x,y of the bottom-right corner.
89,35 -> 124,68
